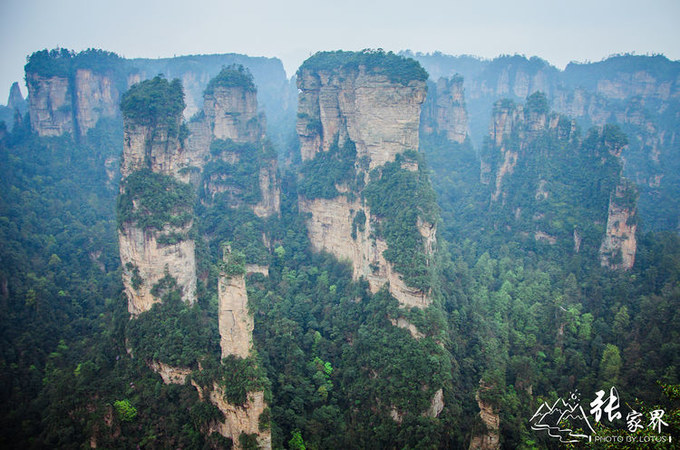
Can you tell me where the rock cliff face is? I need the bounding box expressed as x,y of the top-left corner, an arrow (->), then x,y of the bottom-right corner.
74,69 -> 120,137
411,52 -> 680,231
600,180 -> 638,270
421,76 -> 469,143
484,97 -> 559,202
253,159 -> 280,218
204,86 -> 263,143
118,73 -> 273,447
199,385 -> 271,450
147,358 -> 271,450
299,197 -> 432,308
218,271 -> 253,360
26,74 -> 74,137
296,66 -> 425,168
147,360 -> 192,385
118,78 -> 196,315
296,56 -> 434,308
119,224 -> 196,315
120,112 -> 187,180
26,70 -> 120,139
210,251 -> 270,449
481,93 -> 638,264
469,387 -> 500,450
186,67 -> 280,218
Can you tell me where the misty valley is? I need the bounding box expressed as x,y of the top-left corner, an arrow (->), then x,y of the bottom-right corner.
0,48 -> 678,449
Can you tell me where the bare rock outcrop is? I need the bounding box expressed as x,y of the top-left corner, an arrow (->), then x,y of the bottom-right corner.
26,57 -> 120,138
296,52 -> 435,308
26,74 -> 74,137
425,388 -> 445,418
298,197 -> 432,309
147,360 -> 192,385
296,62 -> 426,168
120,111 -> 187,180
119,224 -> 196,315
204,86 -> 263,143
74,69 -> 119,137
218,271 -> 253,360
469,383 -> 500,450
600,179 -> 638,270
196,384 -> 271,450
118,77 -> 197,315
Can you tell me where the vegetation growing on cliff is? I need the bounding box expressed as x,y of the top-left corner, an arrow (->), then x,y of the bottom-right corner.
4,48 -> 680,450
202,138 -> 268,206
248,248 -> 457,449
127,290 -> 219,367
195,138 -> 277,268
25,48 -> 129,95
117,169 -> 195,231
476,100 -> 627,259
297,138 -> 358,199
421,94 -> 680,448
364,151 -> 438,291
204,64 -> 256,94
120,76 -> 185,133
298,49 -> 428,85
24,48 -> 74,79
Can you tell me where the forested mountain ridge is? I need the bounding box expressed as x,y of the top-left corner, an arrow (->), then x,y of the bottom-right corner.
408,51 -> 680,233
22,48 -> 296,152
0,48 -> 678,449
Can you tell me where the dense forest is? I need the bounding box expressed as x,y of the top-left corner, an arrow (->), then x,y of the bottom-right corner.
0,48 -> 678,449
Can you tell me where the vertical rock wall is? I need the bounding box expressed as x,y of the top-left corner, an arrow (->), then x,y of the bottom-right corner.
74,69 -> 120,137
186,68 -> 280,218
26,70 -> 120,138
190,68 -> 274,448
218,271 -> 253,360
118,80 -> 196,315
204,86 -> 263,143
296,63 -> 434,308
599,180 -> 638,270
26,74 -> 74,137
422,76 -> 469,143
296,67 -> 425,168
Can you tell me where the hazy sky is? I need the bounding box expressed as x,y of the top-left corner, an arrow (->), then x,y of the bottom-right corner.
1,0 -> 679,101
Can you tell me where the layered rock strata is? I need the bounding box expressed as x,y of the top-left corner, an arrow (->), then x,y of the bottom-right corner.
26,69 -> 120,138
26,74 -> 73,137
118,78 -> 196,315
296,55 -> 435,308
296,65 -> 425,168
